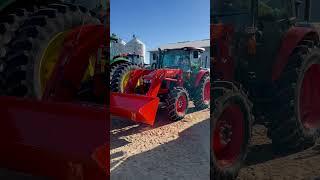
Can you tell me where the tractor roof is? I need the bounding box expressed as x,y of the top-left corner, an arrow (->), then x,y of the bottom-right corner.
163,47 -> 205,52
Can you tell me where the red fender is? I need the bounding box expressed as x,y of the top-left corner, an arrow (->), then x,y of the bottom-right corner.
272,26 -> 319,81
195,69 -> 209,87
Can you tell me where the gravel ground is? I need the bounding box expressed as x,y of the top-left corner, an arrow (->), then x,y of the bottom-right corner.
110,105 -> 210,180
111,108 -> 320,180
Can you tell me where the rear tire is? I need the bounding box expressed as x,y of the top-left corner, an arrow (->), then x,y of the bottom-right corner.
193,74 -> 210,110
0,7 -> 37,93
110,63 -> 140,92
211,81 -> 253,180
0,7 -> 37,51
110,62 -> 129,82
166,87 -> 189,121
268,40 -> 320,153
1,3 -> 100,98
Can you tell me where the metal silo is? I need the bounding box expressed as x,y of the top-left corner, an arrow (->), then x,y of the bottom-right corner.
110,33 -> 126,58
125,35 -> 146,62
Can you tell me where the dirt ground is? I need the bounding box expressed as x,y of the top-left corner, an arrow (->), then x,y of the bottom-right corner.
2,109 -> 320,180
110,104 -> 210,180
238,125 -> 320,180
111,103 -> 320,180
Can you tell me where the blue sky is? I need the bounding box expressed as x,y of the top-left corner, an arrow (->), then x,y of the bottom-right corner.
110,0 -> 210,63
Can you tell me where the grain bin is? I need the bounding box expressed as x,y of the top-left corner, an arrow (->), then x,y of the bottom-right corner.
110,34 -> 126,58
125,35 -> 146,60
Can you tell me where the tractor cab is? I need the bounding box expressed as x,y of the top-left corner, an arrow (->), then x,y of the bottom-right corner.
158,47 -> 205,74
212,0 -> 312,82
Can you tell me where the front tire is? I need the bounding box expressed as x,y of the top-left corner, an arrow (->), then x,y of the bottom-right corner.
166,87 -> 189,121
211,81 -> 253,180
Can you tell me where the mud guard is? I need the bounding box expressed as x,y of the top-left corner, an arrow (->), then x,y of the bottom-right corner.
195,69 -> 210,87
272,26 -> 319,81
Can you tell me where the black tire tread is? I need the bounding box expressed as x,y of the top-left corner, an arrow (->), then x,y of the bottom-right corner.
110,63 -> 140,92
267,39 -> 319,153
1,3 -> 100,97
166,87 -> 189,121
211,81 -> 254,180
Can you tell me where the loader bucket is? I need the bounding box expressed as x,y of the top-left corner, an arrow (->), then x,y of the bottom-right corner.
110,92 -> 160,125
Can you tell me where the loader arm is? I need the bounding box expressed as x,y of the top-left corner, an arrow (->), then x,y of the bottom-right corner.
110,69 -> 167,125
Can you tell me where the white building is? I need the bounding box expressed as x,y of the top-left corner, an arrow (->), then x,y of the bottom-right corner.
149,39 -> 210,68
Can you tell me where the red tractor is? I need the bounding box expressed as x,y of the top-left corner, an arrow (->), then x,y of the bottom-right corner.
110,47 -> 210,125
211,0 -> 320,179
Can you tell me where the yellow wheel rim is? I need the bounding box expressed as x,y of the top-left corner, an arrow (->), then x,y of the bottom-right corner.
39,32 -> 67,95
38,31 -> 96,97
120,71 -> 131,92
120,69 -> 141,93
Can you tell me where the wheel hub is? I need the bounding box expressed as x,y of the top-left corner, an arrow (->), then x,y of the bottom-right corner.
176,94 -> 187,115
178,100 -> 184,108
213,104 -> 245,167
219,121 -> 232,145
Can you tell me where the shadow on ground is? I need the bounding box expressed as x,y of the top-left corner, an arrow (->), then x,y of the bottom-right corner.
239,125 -> 320,179
111,118 -> 210,180
110,102 -> 202,150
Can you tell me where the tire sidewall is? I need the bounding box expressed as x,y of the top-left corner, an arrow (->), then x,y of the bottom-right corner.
174,89 -> 189,118
211,92 -> 252,178
295,48 -> 320,137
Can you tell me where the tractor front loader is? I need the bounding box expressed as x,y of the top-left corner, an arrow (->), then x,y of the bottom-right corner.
110,47 -> 210,125
211,0 -> 320,179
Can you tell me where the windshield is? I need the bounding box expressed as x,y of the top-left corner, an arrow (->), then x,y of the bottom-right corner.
162,50 -> 190,71
259,0 -> 294,19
